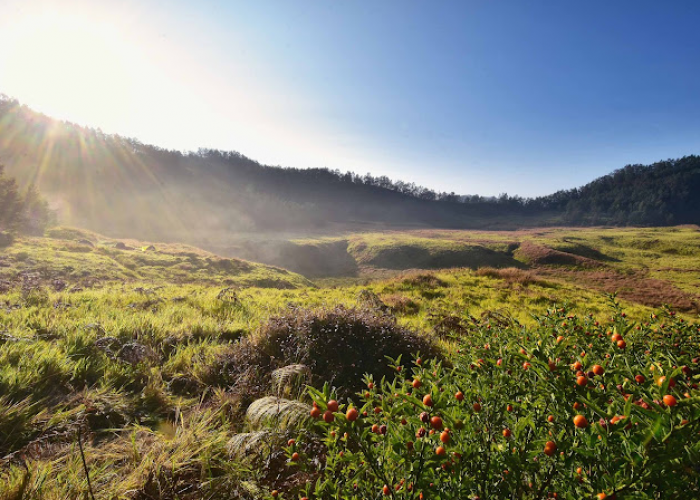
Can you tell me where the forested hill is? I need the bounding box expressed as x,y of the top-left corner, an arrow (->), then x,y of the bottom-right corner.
0,96 -> 544,242
534,156 -> 700,226
0,95 -> 698,244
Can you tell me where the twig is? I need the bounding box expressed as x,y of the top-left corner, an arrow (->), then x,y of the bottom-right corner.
77,425 -> 97,500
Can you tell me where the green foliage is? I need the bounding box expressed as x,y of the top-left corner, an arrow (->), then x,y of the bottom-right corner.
298,307 -> 700,499
0,164 -> 24,234
0,165 -> 53,237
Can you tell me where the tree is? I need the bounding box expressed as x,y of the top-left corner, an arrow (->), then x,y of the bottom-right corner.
0,164 -> 23,233
20,182 -> 53,235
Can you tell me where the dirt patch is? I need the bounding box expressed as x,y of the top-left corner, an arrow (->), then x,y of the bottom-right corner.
515,241 -> 603,268
545,268 -> 699,313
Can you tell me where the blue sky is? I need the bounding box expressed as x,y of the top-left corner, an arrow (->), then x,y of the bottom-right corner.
1,0 -> 699,196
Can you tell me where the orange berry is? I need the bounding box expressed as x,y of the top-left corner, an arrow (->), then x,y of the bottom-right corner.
576,375 -> 588,387
573,415 -> 589,428
412,379 -> 422,389
323,410 -> 335,423
592,365 -> 604,376
473,402 -> 482,412
502,428 -> 512,438
663,394 -> 677,407
346,408 -> 359,421
423,394 -> 434,407
543,440 -> 556,456
440,430 -> 450,443
310,407 -> 321,419
435,446 -> 446,456
327,400 -> 339,412
455,391 -> 464,401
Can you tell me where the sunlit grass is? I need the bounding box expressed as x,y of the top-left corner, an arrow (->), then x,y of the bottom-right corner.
1,225 -> 698,498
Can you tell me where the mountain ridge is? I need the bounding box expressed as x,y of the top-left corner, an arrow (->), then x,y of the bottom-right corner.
1,95 -> 698,247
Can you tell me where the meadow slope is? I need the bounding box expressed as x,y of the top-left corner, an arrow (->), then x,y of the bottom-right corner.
1,226 -> 699,499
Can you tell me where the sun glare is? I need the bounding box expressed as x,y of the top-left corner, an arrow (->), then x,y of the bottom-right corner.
0,8 -> 139,131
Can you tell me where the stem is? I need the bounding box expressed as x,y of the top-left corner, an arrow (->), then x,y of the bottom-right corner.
77,425 -> 97,500
535,464 -> 556,500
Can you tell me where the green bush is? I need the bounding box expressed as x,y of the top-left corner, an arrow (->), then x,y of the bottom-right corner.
282,306 -> 700,499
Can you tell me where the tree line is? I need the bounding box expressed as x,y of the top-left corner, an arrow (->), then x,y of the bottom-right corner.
1,94 -> 698,239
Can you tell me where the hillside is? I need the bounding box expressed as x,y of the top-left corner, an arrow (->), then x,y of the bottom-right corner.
230,226 -> 700,313
0,96 -> 548,246
535,156 -> 700,225
0,226 -> 311,291
2,94 -> 699,250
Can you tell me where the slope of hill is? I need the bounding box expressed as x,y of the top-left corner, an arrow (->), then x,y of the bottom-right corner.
229,226 -> 700,313
534,155 -> 700,225
1,95 -> 699,249
0,96 -> 549,246
0,226 -> 311,291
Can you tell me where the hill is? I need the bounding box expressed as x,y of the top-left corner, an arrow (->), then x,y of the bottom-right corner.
1,95 -> 699,249
231,226 -> 700,313
0,226 -> 311,291
534,155 -> 700,225
0,96 -> 547,246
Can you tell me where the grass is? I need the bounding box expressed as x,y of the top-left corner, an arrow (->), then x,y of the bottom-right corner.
0,225 -> 699,498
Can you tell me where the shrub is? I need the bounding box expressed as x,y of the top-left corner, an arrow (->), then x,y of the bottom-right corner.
284,305 -> 700,500
256,307 -> 443,396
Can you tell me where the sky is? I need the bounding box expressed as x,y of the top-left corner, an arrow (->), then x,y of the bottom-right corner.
1,0 -> 699,197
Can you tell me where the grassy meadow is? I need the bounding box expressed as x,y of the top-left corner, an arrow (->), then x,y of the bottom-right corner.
1,225 -> 699,499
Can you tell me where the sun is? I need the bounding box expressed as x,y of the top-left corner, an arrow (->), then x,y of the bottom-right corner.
0,7 -> 139,131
